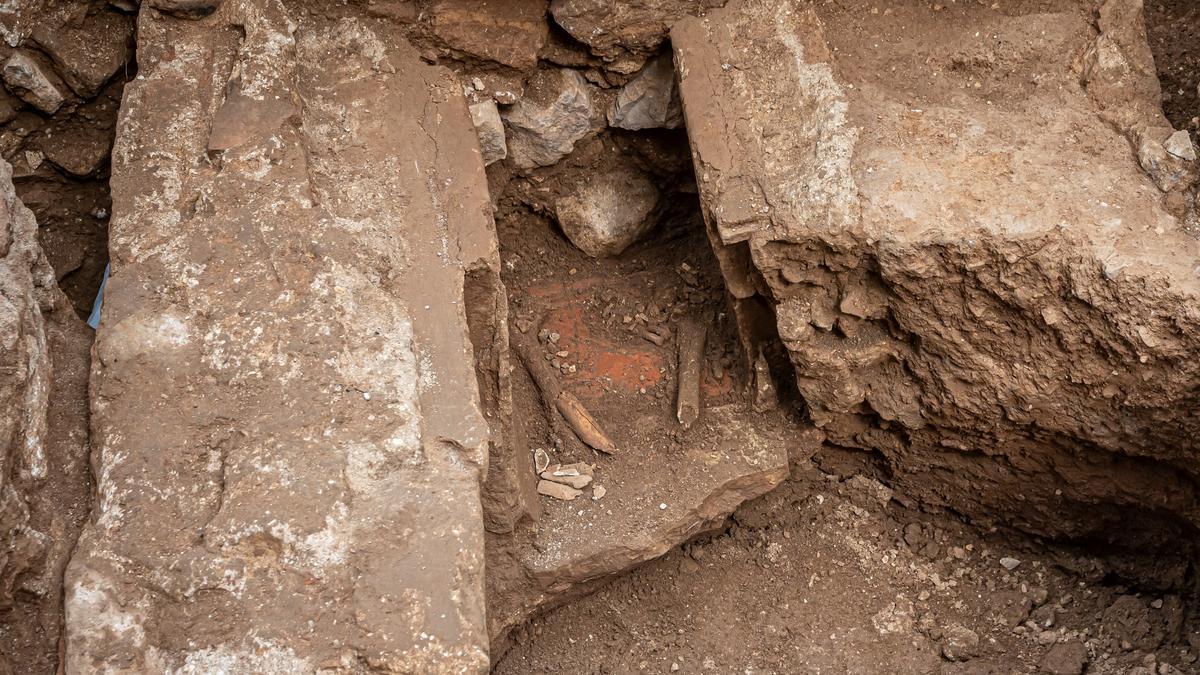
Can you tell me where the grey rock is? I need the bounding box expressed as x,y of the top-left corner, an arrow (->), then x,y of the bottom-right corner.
540,471 -> 592,489
503,68 -> 596,169
469,99 -> 507,165
2,52 -> 66,115
555,160 -> 660,257
1137,129 -> 1196,192
608,52 -> 682,130
1000,556 -> 1021,570
1164,129 -> 1197,161
538,479 -> 583,501
940,624 -> 981,661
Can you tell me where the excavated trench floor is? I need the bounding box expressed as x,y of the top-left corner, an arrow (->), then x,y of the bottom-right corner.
486,140 -> 1200,674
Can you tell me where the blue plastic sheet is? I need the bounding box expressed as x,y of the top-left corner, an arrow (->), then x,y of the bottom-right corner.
87,263 -> 109,330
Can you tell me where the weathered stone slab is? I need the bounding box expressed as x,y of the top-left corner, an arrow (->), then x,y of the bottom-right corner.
0,159 -> 92,673
64,2 -> 504,671
674,0 -> 1200,541
432,0 -> 548,71
549,0 -> 724,71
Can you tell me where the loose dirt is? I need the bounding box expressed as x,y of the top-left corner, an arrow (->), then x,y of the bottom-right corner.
495,464 -> 1199,674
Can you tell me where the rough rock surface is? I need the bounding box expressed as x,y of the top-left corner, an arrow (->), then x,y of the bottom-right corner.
432,0 -> 549,71
2,52 -> 66,115
470,99 -> 508,166
0,159 -> 91,674
30,9 -> 134,99
555,158 -> 660,257
502,67 -> 596,170
608,52 -> 682,130
64,2 -> 505,671
549,0 -> 725,71
674,0 -> 1200,549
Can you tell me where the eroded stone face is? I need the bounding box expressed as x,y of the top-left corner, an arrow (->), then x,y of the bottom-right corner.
608,52 -> 682,131
502,67 -> 597,170
432,0 -> 549,71
0,158 -> 91,674
2,51 -> 66,114
549,0 -> 725,72
674,0 -> 1200,544
64,2 -> 504,671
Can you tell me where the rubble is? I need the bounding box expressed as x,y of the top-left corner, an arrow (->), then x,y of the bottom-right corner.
470,99 -> 508,165
608,53 -> 682,130
1137,127 -> 1197,192
940,624 -> 982,661
37,121 -> 112,177
1165,129 -> 1197,161
538,480 -> 583,501
503,67 -> 596,169
2,52 -> 66,114
555,160 -> 661,257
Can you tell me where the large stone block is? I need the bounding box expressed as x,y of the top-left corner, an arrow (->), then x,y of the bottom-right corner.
64,2 -> 505,671
674,0 -> 1200,544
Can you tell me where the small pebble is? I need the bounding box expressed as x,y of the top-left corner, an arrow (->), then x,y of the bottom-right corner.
1000,557 -> 1021,571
